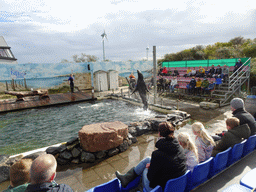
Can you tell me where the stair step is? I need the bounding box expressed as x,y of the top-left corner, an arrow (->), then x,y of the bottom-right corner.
212,94 -> 226,97
214,90 -> 231,93
214,88 -> 230,91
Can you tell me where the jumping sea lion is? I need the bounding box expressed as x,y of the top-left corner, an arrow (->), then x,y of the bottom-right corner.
131,70 -> 150,110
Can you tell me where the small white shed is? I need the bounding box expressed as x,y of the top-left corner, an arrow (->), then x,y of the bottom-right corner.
107,70 -> 119,90
93,70 -> 108,91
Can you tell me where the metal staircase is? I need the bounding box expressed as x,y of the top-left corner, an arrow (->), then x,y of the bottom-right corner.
212,58 -> 251,107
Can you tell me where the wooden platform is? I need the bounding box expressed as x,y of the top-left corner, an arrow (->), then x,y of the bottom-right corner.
0,91 -> 95,113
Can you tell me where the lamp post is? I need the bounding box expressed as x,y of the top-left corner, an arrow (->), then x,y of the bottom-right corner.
146,46 -> 149,61
101,30 -> 107,61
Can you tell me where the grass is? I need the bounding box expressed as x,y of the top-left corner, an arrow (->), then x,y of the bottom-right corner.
0,94 -> 17,100
48,86 -> 70,94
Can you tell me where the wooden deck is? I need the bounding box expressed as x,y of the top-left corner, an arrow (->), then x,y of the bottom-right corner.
0,91 -> 95,113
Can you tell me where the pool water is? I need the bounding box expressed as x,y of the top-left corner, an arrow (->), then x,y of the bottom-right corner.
0,99 -> 160,155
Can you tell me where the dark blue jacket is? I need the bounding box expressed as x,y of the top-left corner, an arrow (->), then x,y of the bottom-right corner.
189,78 -> 196,87
235,61 -> 243,69
208,68 -> 215,74
208,83 -> 215,90
215,68 -> 222,74
25,182 -> 73,192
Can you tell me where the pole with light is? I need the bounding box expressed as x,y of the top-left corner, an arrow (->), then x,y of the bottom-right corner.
101,30 -> 107,61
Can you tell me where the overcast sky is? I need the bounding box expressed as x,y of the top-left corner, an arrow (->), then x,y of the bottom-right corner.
1,0 -> 256,64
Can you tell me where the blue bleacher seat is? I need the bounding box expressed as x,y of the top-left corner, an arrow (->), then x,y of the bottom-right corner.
240,168 -> 256,190
120,175 -> 141,192
87,178 -> 121,192
143,185 -> 163,192
163,170 -> 191,192
227,139 -> 247,166
208,147 -> 232,178
242,135 -> 256,157
215,78 -> 222,85
222,184 -> 251,192
151,186 -> 162,192
187,157 -> 213,191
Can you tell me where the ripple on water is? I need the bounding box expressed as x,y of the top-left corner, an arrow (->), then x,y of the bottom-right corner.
0,99 -> 160,155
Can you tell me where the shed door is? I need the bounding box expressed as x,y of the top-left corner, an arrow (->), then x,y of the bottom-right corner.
109,72 -> 118,89
100,73 -> 108,91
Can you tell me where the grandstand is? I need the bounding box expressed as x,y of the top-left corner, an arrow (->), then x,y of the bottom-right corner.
158,58 -> 251,106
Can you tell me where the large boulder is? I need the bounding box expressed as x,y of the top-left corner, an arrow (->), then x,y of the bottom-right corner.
200,102 -> 219,110
78,121 -> 128,152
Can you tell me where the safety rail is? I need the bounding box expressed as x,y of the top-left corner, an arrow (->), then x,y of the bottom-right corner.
219,57 -> 251,106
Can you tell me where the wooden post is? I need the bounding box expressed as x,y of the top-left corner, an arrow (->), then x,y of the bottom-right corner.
121,89 -> 123,97
24,78 -> 27,90
6,81 -> 8,91
11,79 -> 15,91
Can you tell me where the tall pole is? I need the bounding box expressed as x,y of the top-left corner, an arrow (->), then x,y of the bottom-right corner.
102,39 -> 105,61
101,30 -> 107,61
146,47 -> 149,61
153,46 -> 157,104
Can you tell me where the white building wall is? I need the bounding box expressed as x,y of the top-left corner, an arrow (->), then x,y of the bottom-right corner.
94,71 -> 108,91
108,70 -> 119,90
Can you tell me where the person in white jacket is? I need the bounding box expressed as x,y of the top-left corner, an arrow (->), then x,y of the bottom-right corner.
170,77 -> 178,93
178,132 -> 198,172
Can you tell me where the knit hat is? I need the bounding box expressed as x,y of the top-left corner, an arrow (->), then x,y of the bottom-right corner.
158,122 -> 175,137
230,98 -> 244,110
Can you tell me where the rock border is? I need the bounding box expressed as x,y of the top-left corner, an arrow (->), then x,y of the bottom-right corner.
0,96 -> 190,183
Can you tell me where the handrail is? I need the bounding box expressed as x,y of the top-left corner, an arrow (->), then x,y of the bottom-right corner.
221,76 -> 249,106
229,57 -> 251,79
219,57 -> 251,106
229,65 -> 250,90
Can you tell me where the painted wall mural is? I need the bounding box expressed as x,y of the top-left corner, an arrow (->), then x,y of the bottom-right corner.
0,61 -> 153,90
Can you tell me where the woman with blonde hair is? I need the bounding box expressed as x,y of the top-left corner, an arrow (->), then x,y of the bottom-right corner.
178,132 -> 198,172
192,122 -> 215,163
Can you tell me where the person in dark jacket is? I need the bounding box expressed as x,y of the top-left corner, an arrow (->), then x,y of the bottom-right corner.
115,122 -> 187,191
213,65 -> 222,78
212,117 -> 250,157
172,68 -> 179,76
68,74 -> 74,93
207,65 -> 215,78
25,154 -> 73,192
231,98 -> 256,136
188,76 -> 196,95
234,59 -> 243,73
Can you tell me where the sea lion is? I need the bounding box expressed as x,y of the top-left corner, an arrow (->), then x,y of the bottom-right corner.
131,70 -> 150,110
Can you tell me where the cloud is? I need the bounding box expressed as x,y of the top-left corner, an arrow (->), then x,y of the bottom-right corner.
1,0 -> 256,63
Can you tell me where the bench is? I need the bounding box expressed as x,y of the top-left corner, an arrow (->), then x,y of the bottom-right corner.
5,89 -> 49,101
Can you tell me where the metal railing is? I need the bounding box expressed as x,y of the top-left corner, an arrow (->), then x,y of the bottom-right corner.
219,57 -> 251,106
